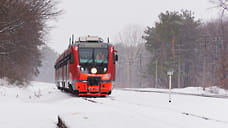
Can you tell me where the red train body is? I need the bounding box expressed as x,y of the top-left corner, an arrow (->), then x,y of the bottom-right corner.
54,36 -> 118,96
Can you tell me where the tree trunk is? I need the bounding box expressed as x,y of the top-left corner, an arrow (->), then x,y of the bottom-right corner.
155,59 -> 158,88
177,56 -> 181,88
171,35 -> 176,59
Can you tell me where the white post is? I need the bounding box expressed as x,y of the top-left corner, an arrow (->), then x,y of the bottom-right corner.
169,75 -> 172,103
167,69 -> 174,103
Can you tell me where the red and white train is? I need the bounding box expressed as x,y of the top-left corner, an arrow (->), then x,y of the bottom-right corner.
54,36 -> 118,96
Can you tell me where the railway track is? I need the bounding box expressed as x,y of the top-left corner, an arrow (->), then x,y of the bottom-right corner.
81,96 -> 115,104
121,88 -> 228,99
82,97 -> 100,104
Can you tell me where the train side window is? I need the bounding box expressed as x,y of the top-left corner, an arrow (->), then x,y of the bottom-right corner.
70,52 -> 74,64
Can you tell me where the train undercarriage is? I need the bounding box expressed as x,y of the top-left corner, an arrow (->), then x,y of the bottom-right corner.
56,80 -> 112,96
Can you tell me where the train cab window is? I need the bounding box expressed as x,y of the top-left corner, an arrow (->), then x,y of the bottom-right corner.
79,48 -> 93,63
94,49 -> 108,64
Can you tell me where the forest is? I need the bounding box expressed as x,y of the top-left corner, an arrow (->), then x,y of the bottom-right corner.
0,0 -> 60,84
115,1 -> 228,89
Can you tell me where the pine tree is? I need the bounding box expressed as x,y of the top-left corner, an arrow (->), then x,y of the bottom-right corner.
143,10 -> 201,88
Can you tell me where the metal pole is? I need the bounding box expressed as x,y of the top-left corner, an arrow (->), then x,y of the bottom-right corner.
139,53 -> 142,87
155,59 -> 158,88
202,37 -> 207,90
169,75 -> 172,103
177,57 -> 181,88
128,57 -> 132,87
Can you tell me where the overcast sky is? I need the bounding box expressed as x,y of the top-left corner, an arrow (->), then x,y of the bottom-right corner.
47,0 -> 220,53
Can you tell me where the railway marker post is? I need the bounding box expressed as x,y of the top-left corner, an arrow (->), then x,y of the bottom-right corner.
167,69 -> 174,103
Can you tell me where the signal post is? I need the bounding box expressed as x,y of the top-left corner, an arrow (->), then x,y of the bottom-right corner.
167,69 -> 174,103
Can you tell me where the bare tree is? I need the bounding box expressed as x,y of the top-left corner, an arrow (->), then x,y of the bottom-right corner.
209,0 -> 228,89
114,25 -> 150,88
210,0 -> 228,12
0,0 -> 61,85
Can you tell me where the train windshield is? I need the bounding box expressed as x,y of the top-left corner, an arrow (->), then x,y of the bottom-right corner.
79,48 -> 93,63
94,48 -> 108,64
79,48 -> 108,64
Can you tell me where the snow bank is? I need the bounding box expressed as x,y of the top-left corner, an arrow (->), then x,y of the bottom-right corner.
0,81 -> 60,102
127,86 -> 228,96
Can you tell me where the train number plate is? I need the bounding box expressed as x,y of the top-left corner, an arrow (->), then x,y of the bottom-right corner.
88,87 -> 99,92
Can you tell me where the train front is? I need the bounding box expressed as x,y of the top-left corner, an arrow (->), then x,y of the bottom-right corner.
73,37 -> 118,96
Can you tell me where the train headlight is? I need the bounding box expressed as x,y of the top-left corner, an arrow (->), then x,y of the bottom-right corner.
80,67 -> 84,71
91,67 -> 97,74
104,67 -> 107,72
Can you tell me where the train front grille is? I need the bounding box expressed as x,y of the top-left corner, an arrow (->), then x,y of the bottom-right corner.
87,77 -> 101,86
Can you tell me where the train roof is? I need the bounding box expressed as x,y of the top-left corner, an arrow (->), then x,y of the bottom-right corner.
73,42 -> 112,48
55,36 -> 114,63
78,36 -> 103,42
71,36 -> 113,48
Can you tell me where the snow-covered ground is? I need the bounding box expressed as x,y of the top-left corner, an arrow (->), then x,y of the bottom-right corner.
126,86 -> 228,97
0,80 -> 228,128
